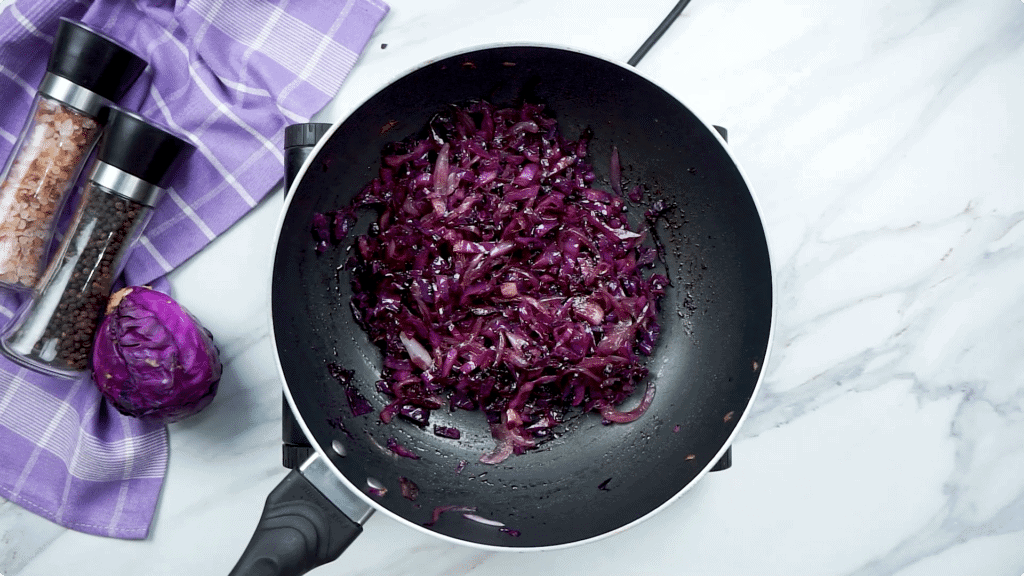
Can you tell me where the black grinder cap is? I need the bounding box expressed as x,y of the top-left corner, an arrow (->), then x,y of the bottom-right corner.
284,123 -> 332,149
47,18 -> 147,103
97,108 -> 195,190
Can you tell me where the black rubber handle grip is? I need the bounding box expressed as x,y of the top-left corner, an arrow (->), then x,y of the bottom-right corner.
281,123 -> 328,468
709,124 -> 732,475
229,469 -> 362,576
710,446 -> 732,472
282,396 -> 312,469
283,122 -> 332,198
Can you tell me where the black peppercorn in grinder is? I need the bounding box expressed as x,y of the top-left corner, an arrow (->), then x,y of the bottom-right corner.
0,108 -> 194,379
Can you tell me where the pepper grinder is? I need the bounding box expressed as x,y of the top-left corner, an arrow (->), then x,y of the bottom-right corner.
1,108 -> 193,378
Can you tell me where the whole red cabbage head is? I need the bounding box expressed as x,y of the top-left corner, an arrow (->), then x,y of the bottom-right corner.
92,286 -> 222,423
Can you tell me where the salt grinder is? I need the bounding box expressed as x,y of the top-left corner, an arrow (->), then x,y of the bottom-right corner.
0,108 -> 193,378
0,18 -> 146,292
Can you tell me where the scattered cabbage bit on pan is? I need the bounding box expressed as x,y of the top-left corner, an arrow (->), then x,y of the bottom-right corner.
313,100 -> 667,463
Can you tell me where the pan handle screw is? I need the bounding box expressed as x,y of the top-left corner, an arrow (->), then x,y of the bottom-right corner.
332,439 -> 347,457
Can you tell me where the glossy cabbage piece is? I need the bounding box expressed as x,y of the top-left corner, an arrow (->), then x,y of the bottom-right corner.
92,286 -> 221,423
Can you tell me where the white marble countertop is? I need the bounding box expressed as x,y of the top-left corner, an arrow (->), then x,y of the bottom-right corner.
4,0 -> 1024,574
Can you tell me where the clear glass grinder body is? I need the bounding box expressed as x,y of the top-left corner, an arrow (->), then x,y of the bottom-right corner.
0,18 -> 146,292
1,108 -> 193,378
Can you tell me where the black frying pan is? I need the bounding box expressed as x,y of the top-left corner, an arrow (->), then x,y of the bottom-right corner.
231,44 -> 773,575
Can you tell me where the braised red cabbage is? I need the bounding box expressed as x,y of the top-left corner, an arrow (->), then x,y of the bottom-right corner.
433,425 -> 461,439
399,476 -> 419,500
423,505 -> 477,527
315,100 -> 666,464
386,437 -> 421,460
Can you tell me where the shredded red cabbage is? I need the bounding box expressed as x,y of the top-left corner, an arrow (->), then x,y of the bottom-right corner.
328,363 -> 373,417
386,437 -> 421,460
423,505 -> 477,527
463,513 -> 504,527
315,100 -> 666,464
399,476 -> 419,500
366,478 -> 387,497
433,425 -> 461,439
609,146 -> 622,196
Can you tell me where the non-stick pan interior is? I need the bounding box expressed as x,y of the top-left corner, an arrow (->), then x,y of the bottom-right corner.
273,46 -> 772,548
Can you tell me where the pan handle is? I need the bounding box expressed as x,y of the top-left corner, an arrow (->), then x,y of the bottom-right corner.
708,123 -> 733,476
229,454 -> 373,576
710,446 -> 732,472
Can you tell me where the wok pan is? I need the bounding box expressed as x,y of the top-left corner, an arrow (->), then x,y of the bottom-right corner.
231,44 -> 774,575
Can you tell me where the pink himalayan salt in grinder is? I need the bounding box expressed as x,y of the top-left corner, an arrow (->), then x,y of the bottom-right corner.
0,18 -> 146,292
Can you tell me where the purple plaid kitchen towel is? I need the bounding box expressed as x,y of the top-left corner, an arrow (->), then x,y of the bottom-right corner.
0,0 -> 388,539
